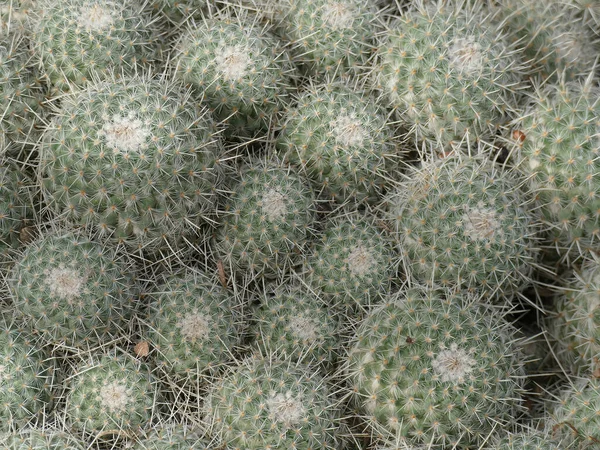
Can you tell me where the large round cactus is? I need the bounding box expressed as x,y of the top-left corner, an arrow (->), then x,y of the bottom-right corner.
386,153 -> 538,300
375,0 -> 523,149
344,288 -> 525,448
39,74 -> 226,253
8,230 -> 138,349
0,319 -> 57,432
277,81 -> 399,205
216,156 -> 317,278
512,77 -> 600,262
143,269 -> 241,381
303,211 -> 397,310
207,356 -> 344,449
173,10 -> 296,137
65,351 -> 157,442
30,0 -> 158,93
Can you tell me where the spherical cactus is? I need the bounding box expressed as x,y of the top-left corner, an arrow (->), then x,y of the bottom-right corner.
545,256 -> 600,375
0,33 -> 46,149
0,428 -> 87,449
344,288 -> 525,448
39,74 -> 226,253
385,153 -> 538,300
375,0 -> 523,149
277,80 -> 399,205
172,10 -> 296,137
277,0 -> 380,78
0,319 -> 57,432
206,356 -> 344,449
30,0 -> 158,93
303,211 -> 396,310
493,0 -> 598,81
552,377 -> 600,447
512,77 -> 600,262
143,269 -> 242,381
8,230 -> 138,349
249,283 -> 341,368
65,351 -> 157,442
0,159 -> 36,265
216,156 -> 317,279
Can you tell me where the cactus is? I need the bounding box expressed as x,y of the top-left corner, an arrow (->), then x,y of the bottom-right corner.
512,76 -> 600,263
206,356 -> 344,449
552,377 -> 600,448
0,317 -> 57,432
545,256 -> 600,375
277,80 -> 399,205
8,230 -> 138,349
0,428 -> 87,449
303,211 -> 396,310
172,10 -> 296,137
129,425 -> 213,449
375,0 -> 523,149
216,156 -> 317,279
344,288 -> 525,448
491,430 -> 566,449
0,0 -> 35,37
65,350 -> 157,442
277,0 -> 380,78
30,0 -> 158,93
149,0 -> 210,24
385,153 -> 538,300
0,32 -> 46,150
249,283 -> 341,368
39,74 -> 226,253
493,0 -> 598,81
143,269 -> 241,381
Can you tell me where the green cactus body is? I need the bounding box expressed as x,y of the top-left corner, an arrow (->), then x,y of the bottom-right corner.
494,0 -> 598,81
150,0 -> 209,24
65,351 -> 157,440
0,34 -> 46,149
9,231 -> 138,349
0,1 -> 35,37
0,321 -> 56,431
552,377 -> 600,447
514,79 -> 600,261
0,159 -> 35,264
216,157 -> 316,278
386,154 -> 537,299
39,75 -> 225,253
144,270 -> 241,381
345,288 -> 525,448
30,0 -> 158,93
207,357 -> 343,449
375,1 -> 522,149
277,81 -> 398,205
250,284 -> 340,368
546,258 -> 600,375
173,12 -> 296,137
0,428 -> 87,449
304,212 -> 396,310
279,0 -> 379,78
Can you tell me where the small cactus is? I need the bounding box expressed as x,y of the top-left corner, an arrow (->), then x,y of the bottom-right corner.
277,80 -> 399,205
0,428 -> 87,449
8,229 -> 139,349
173,10 -> 296,137
375,0 -> 523,149
216,156 -> 317,279
30,0 -> 158,93
206,356 -> 344,449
